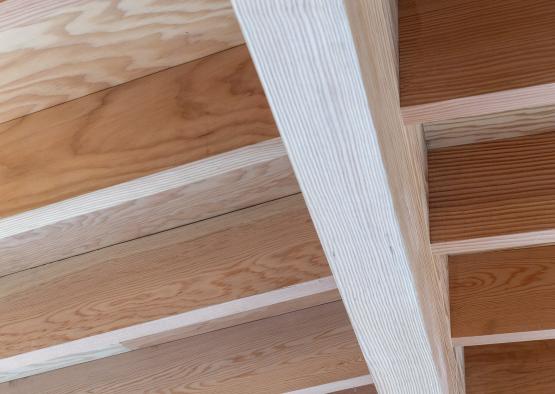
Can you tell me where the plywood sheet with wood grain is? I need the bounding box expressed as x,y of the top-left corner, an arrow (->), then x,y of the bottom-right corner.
0,301 -> 368,394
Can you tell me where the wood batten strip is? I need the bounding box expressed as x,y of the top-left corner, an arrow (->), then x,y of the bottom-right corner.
0,277 -> 339,382
233,1 -> 463,392
0,138 -> 296,277
285,375 -> 373,394
0,44 -> 278,218
0,0 -> 244,123
400,0 -> 555,124
424,105 -> 555,150
0,302 -> 368,394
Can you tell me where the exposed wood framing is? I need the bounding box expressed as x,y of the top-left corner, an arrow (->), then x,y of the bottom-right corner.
285,375 -> 373,394
233,0 -> 463,392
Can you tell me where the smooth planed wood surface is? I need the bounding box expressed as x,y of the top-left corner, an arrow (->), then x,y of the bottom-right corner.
0,301 -> 368,394
465,340 -> 555,394
399,0 -> 555,124
429,131 -> 555,254
0,194 -> 329,359
0,0 -> 244,123
333,386 -> 378,394
424,105 -> 555,149
285,375 -> 374,394
0,44 -> 278,218
234,0 -> 464,392
450,245 -> 555,346
0,138 -> 297,277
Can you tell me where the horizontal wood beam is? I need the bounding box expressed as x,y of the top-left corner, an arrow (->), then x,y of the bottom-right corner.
429,131 -> 555,254
400,0 -> 555,124
0,301 -> 368,394
0,44 -> 278,218
0,0 -> 244,123
285,375 -> 374,394
0,137 -> 296,277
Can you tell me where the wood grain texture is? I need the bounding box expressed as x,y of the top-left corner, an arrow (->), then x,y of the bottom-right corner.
0,138 -> 297,277
0,44 -> 278,218
333,386 -> 378,394
285,375 -> 373,394
400,0 -> 555,123
1,277 -> 339,383
233,1 -> 464,392
0,194 -> 329,358
450,245 -> 555,346
424,106 -> 555,149
429,131 -> 555,253
0,0 -> 245,123
465,340 -> 555,394
0,301 -> 368,394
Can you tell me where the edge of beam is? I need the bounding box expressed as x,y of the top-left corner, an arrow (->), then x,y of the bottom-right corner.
284,374 -> 373,394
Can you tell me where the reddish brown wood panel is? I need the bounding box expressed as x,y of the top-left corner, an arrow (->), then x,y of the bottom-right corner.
333,386 -> 378,394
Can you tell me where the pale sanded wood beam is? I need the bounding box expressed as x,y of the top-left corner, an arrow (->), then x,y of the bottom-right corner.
0,0 -> 244,123
0,138 -> 297,277
400,0 -> 555,124
450,245 -> 555,347
285,375 -> 373,394
233,1 -> 463,392
429,131 -> 555,254
0,302 -> 368,394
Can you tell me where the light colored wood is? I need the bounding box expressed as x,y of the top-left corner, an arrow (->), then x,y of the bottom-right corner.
285,375 -> 373,394
0,138 -> 297,277
0,44 -> 278,218
429,131 -> 555,253
0,0 -> 245,123
450,245 -> 555,346
333,386 -> 378,394
465,340 -> 555,394
233,1 -> 463,392
0,301 -> 368,394
424,106 -> 555,149
400,0 -> 555,124
0,277 -> 339,382
0,194 -> 329,359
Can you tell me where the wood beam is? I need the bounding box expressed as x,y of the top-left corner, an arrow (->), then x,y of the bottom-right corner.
400,0 -> 555,124
0,0 -> 244,123
233,0 -> 463,392
0,301 -> 368,394
285,375 -> 374,394
0,44 -> 278,218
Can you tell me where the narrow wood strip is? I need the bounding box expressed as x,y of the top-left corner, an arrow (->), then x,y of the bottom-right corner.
285,375 -> 373,394
0,138 -> 296,277
465,340 -> 555,394
424,105 -> 555,149
332,386 -> 378,394
0,44 -> 278,218
453,329 -> 555,348
0,0 -> 244,122
0,194 -> 330,358
429,131 -> 555,250
0,301 -> 368,394
0,277 -> 339,383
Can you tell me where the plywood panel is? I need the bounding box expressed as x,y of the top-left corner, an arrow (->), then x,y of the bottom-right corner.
0,302 -> 368,394
0,44 -> 278,218
0,194 -> 329,358
0,0 -> 244,123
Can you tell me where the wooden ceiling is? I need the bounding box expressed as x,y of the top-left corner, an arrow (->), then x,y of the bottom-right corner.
2,0 -> 555,393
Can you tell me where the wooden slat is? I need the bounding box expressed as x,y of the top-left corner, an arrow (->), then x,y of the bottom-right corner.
285,375 -> 374,394
0,44 -> 278,218
424,105 -> 555,150
0,301 -> 368,394
333,386 -> 378,394
0,138 -> 297,277
399,0 -> 555,124
0,0 -> 244,123
465,340 -> 555,394
450,245 -> 555,347
233,0 -> 464,392
429,131 -> 555,254
0,194 -> 329,358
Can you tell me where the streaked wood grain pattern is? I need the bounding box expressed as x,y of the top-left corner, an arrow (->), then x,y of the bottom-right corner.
0,138 -> 297,277
234,1 -> 464,392
0,44 -> 278,218
466,340 -> 555,394
424,106 -> 555,149
286,375 -> 373,394
0,0 -> 244,123
1,277 -> 339,383
0,301 -> 368,394
450,245 -> 555,345
429,131 -> 555,252
400,0 -> 555,123
0,194 -> 329,358
333,386 -> 378,394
